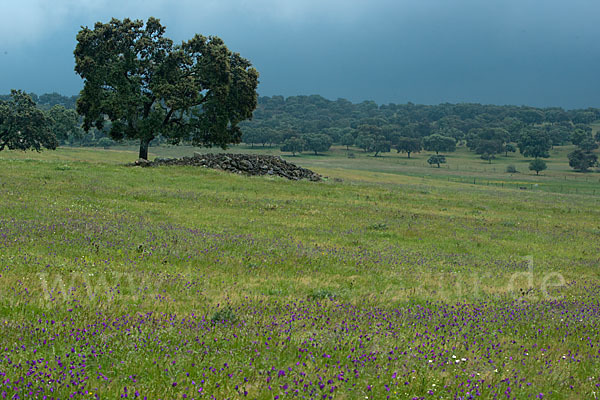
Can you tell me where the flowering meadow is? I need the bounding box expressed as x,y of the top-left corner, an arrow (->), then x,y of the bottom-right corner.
1,149 -> 600,399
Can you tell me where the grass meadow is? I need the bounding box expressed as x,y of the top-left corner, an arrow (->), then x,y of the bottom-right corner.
0,144 -> 599,399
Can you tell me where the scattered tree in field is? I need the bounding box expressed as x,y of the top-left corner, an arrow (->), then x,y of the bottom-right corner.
503,143 -> 516,157
340,132 -> 355,150
506,164 -> 518,173
394,137 -> 422,158
529,159 -> 547,175
427,154 -> 446,168
372,136 -> 391,157
423,134 -> 456,154
475,139 -> 504,163
47,105 -> 82,143
74,17 -> 259,160
568,149 -> 598,172
280,137 -> 305,156
518,128 -> 551,159
304,134 -> 332,155
480,153 -> 496,163
0,90 -> 58,152
354,134 -> 375,153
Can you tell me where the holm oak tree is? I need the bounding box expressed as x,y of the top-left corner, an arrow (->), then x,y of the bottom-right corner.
0,90 -> 57,152
74,17 -> 259,160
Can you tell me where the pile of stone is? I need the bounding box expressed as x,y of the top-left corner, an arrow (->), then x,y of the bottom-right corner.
133,153 -> 321,181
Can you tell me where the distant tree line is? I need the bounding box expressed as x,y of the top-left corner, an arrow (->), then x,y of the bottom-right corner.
2,91 -> 600,173
239,95 -> 600,172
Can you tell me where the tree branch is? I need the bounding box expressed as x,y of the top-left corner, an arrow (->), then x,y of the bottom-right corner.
163,108 -> 174,125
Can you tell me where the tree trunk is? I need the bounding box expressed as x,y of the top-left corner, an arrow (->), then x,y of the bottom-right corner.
139,137 -> 152,160
407,152 -> 411,159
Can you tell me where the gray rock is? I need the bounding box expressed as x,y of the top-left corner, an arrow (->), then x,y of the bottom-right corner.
132,153 -> 321,181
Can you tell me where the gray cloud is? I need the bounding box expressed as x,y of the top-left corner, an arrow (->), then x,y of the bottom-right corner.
1,0 -> 599,108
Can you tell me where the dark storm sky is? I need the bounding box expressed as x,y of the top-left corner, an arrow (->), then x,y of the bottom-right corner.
1,0 -> 599,108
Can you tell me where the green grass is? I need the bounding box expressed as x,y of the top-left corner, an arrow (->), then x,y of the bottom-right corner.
8,142 -> 599,195
0,146 -> 599,399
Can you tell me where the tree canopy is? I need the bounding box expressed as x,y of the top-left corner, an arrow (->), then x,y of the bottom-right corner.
0,90 -> 58,152
518,128 -> 551,159
47,105 -> 82,143
74,17 -> 259,159
529,159 -> 547,175
394,137 -> 422,158
280,137 -> 305,156
304,134 -> 332,155
427,154 -> 446,168
568,149 -> 597,172
423,134 -> 456,154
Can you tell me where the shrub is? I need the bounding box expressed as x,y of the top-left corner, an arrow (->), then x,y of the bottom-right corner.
210,306 -> 237,325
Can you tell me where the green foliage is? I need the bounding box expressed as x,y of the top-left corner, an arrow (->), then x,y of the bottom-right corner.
438,127 -> 464,143
340,132 -> 355,150
568,149 -> 598,172
475,139 -> 504,163
372,136 -> 391,157
303,134 -> 332,155
577,137 -> 598,152
394,137 -> 422,158
74,17 -> 259,159
528,159 -> 547,175
97,137 -> 115,148
210,306 -> 237,325
354,134 -> 375,153
480,153 -> 496,163
308,288 -> 338,301
366,222 -> 388,230
505,164 -> 518,173
503,143 -> 516,156
280,137 -> 305,156
518,128 -> 551,159
518,108 -> 545,124
47,105 -> 82,143
37,92 -> 78,110
0,90 -> 58,152
242,128 -> 270,147
547,125 -> 571,146
571,129 -> 591,146
423,134 -> 456,154
427,154 -> 446,168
